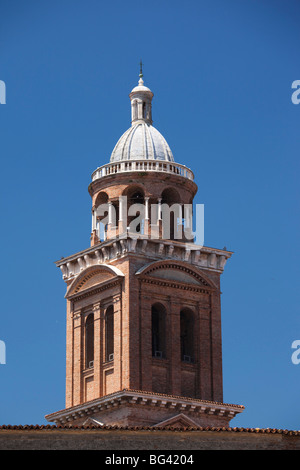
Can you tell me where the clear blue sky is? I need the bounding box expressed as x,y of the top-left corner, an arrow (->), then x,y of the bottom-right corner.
0,0 -> 299,429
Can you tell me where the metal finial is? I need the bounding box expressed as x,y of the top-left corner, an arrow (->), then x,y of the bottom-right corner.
139,59 -> 143,78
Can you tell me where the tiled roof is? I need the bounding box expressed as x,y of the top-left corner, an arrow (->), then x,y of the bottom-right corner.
124,388 -> 245,408
46,388 -> 245,417
0,424 -> 299,435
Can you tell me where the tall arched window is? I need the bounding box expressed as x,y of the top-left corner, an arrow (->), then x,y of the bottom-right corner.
85,313 -> 94,368
105,305 -> 114,362
126,187 -> 145,234
95,191 -> 109,241
161,188 -> 181,240
180,308 -> 194,363
152,303 -> 166,359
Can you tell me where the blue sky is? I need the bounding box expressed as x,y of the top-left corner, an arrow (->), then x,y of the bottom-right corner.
0,0 -> 299,429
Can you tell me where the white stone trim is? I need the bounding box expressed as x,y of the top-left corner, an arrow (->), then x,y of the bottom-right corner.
91,159 -> 194,182
56,239 -> 232,282
45,389 -> 244,426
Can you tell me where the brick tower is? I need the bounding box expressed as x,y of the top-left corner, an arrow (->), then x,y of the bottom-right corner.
46,70 -> 244,428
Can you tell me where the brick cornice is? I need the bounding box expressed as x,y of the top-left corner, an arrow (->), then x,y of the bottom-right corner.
139,276 -> 214,294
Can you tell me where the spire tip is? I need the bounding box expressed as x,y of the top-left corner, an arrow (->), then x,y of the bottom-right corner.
139,59 -> 143,79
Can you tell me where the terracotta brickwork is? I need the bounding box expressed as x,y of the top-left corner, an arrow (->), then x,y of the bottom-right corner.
45,164 -> 243,429
45,76 -> 243,427
64,253 -> 224,408
1,427 -> 300,450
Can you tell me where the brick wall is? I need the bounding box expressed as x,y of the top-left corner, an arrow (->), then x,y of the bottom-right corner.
0,427 -> 299,450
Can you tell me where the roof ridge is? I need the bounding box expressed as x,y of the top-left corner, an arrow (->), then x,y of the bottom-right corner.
0,424 -> 299,434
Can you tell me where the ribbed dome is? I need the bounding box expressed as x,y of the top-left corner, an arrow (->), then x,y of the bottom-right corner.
110,122 -> 174,162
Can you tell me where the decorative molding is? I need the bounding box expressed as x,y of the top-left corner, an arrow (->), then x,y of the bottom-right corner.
136,260 -> 218,292
140,277 -> 212,294
56,238 -> 232,283
45,389 -> 244,426
66,265 -> 125,299
72,310 -> 82,320
144,262 -> 209,286
68,279 -> 123,302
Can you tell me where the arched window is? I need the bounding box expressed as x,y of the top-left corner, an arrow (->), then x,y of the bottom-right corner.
180,308 -> 194,363
85,314 -> 94,368
105,305 -> 114,362
112,202 -> 119,229
130,191 -> 144,205
126,187 -> 145,234
95,191 -> 109,241
161,188 -> 181,240
152,303 -> 166,359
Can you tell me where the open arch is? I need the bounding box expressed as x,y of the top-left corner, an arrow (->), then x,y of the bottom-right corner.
122,184 -> 145,200
94,192 -> 109,240
94,191 -> 109,208
161,188 -> 182,240
161,187 -> 181,205
123,185 -> 145,234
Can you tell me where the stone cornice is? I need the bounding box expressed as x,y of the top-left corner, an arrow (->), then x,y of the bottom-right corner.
45,389 -> 244,425
56,237 -> 233,283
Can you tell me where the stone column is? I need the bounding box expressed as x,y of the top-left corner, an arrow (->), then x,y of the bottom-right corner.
158,198 -> 162,221
107,201 -> 116,239
91,209 -> 96,232
118,196 -> 126,236
158,198 -> 163,239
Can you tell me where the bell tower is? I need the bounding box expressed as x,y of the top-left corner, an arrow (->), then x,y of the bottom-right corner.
45,70 -> 244,428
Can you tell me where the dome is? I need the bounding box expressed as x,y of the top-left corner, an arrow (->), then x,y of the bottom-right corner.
91,69 -> 195,184
110,122 -> 174,162
130,84 -> 152,93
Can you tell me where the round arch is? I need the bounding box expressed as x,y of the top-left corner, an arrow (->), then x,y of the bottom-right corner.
66,264 -> 124,298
